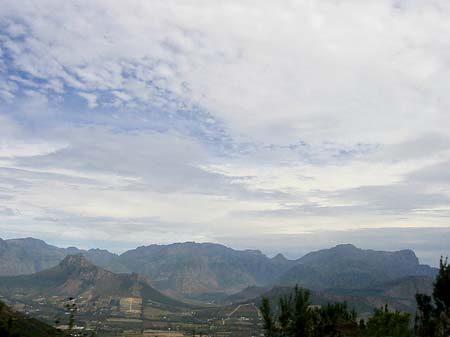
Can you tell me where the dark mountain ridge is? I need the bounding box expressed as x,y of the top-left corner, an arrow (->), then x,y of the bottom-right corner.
279,243 -> 436,290
0,238 -> 296,295
0,238 -> 438,298
119,241 -> 295,295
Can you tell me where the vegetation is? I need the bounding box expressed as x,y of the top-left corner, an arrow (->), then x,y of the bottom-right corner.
415,257 -> 450,337
261,256 -> 450,337
363,305 -> 410,337
0,300 -> 66,337
260,287 -> 414,336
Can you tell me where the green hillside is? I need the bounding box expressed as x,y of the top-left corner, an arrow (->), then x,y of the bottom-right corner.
0,300 -> 65,337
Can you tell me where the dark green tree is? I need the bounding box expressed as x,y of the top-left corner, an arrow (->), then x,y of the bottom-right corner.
0,301 -> 13,337
261,297 -> 278,337
364,305 -> 411,337
415,257 -> 450,337
290,287 -> 313,337
415,293 -> 435,337
433,257 -> 450,336
278,293 -> 293,336
64,297 -> 78,334
260,287 -> 359,337
314,302 -> 359,337
434,257 -> 450,316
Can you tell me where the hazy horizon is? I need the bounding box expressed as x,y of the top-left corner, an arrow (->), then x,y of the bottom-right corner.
2,230 -> 449,267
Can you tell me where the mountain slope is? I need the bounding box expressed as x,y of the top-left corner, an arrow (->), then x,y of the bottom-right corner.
0,300 -> 66,337
0,237 -> 127,276
119,242 -> 295,295
328,275 -> 434,300
0,237 -> 67,276
279,244 -> 437,290
233,275 -> 434,317
0,255 -> 185,309
0,238 -> 296,295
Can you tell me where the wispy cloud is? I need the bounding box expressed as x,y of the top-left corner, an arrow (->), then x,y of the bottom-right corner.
0,0 -> 449,262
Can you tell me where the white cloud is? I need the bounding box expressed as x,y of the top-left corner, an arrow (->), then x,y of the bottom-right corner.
1,0 -> 449,144
0,0 -> 450,258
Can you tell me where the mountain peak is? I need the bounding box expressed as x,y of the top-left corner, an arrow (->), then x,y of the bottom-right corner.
272,253 -> 288,262
59,254 -> 93,269
333,243 -> 357,250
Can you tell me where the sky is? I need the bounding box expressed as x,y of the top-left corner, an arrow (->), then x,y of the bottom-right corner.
0,0 -> 450,265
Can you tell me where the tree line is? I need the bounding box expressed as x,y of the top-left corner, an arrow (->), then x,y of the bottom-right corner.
260,257 -> 450,337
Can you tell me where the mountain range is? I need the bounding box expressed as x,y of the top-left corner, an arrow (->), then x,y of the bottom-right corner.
0,237 -> 437,299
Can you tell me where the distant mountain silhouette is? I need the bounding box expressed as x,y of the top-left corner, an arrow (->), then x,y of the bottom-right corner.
0,238 -> 438,297
0,238 -> 295,295
278,244 -> 437,290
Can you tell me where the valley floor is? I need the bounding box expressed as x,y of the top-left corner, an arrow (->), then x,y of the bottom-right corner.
1,294 -> 263,337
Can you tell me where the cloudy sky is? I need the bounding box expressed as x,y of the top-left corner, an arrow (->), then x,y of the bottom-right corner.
1,0 -> 450,264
